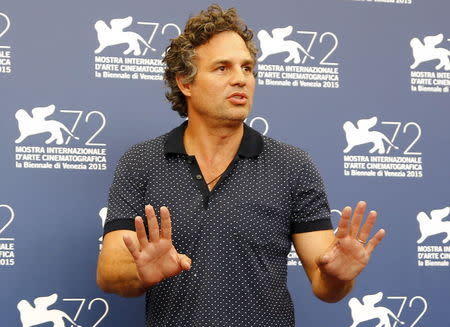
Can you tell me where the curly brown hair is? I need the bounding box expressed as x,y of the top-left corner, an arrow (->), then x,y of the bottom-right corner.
163,4 -> 258,117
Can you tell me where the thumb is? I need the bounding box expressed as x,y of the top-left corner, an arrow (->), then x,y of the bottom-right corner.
178,254 -> 192,270
316,246 -> 335,267
316,239 -> 339,267
316,250 -> 332,267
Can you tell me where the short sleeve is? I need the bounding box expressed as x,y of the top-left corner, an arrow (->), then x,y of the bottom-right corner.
103,147 -> 148,235
290,154 -> 332,234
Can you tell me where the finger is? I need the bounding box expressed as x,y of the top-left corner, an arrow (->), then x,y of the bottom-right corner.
160,206 -> 172,240
123,234 -> 140,261
365,229 -> 386,255
178,254 -> 192,270
357,210 -> 377,243
135,216 -> 149,249
145,205 -> 160,242
350,201 -> 367,238
335,206 -> 352,239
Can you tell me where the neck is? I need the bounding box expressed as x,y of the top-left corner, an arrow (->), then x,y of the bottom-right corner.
184,117 -> 244,164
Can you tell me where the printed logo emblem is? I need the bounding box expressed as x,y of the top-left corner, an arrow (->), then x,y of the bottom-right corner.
0,12 -> 12,74
94,16 -> 155,56
348,292 -> 428,327
417,206 -> 450,244
18,294 -> 81,327
348,292 -> 403,327
0,204 -> 15,266
94,16 -> 181,81
258,26 -> 314,64
14,105 -> 108,171
256,26 -> 340,89
99,207 -> 107,241
343,117 -> 398,155
416,206 -> 450,267
0,204 -> 14,235
98,207 -> 107,250
342,117 -> 423,178
410,34 -> 450,93
243,116 -> 269,136
410,34 -> 450,71
17,294 -> 109,327
15,105 -> 79,145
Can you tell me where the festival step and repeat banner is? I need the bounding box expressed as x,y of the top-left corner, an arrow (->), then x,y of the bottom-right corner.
1,0 -> 449,326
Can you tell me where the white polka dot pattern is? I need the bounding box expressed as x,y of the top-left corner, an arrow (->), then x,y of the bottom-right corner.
105,124 -> 332,326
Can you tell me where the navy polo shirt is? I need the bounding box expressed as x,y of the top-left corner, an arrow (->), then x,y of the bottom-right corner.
104,121 -> 332,326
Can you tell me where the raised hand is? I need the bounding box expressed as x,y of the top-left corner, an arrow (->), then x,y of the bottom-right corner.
123,205 -> 191,288
316,201 -> 385,281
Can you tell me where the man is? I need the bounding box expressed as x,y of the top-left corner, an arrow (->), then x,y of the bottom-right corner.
97,5 -> 385,326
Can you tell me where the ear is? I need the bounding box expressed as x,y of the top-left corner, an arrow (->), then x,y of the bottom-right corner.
176,74 -> 192,97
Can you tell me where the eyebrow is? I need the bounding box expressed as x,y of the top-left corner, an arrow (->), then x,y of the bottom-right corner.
210,58 -> 255,67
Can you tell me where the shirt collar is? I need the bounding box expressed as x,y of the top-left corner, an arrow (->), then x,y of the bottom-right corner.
164,120 -> 263,158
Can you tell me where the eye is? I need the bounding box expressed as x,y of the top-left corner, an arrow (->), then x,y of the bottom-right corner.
217,66 -> 226,72
243,65 -> 253,73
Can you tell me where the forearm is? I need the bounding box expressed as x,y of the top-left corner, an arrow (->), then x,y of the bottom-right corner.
96,251 -> 150,297
311,267 -> 354,303
97,253 -> 149,297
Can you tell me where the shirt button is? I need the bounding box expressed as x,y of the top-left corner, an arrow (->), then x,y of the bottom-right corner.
196,174 -> 202,180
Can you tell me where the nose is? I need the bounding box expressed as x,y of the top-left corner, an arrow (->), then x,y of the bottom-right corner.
230,67 -> 246,87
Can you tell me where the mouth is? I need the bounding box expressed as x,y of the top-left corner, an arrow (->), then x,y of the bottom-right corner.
228,92 -> 247,99
227,93 -> 248,105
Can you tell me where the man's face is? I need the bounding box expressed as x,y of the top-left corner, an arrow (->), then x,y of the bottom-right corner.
184,31 -> 256,123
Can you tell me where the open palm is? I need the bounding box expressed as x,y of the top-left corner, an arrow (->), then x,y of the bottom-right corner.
316,202 -> 385,281
123,206 -> 191,287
